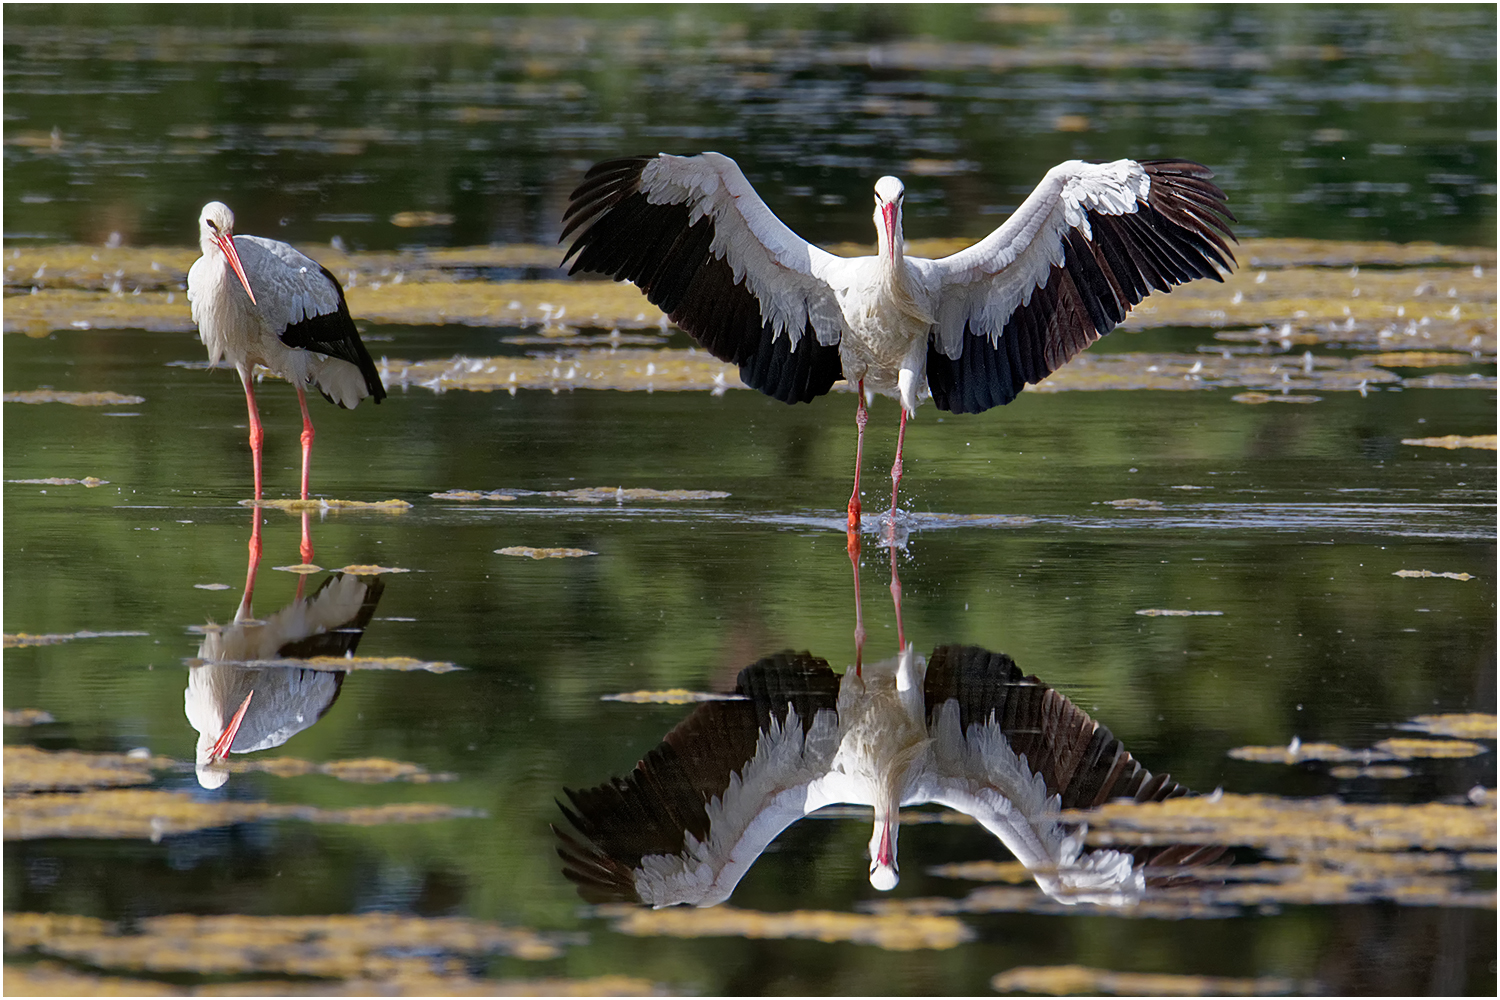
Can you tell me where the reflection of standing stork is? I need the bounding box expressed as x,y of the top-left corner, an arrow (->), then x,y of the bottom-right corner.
187,554 -> 385,789
556,645 -> 1223,907
563,153 -> 1235,530
187,201 -> 386,564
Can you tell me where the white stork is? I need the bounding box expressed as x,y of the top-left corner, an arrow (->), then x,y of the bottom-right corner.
554,645 -> 1224,907
562,154 -> 1236,529
187,571 -> 385,789
188,202 -> 386,563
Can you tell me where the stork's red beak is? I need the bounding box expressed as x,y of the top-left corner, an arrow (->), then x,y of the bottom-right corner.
881,202 -> 899,260
217,232 -> 257,305
208,690 -> 253,762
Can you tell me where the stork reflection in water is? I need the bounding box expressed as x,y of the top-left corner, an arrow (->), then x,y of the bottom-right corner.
555,529 -> 1225,908
186,510 -> 384,788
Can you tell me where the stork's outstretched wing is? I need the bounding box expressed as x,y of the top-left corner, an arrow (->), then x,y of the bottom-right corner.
925,160 -> 1236,414
561,152 -> 847,403
555,651 -> 843,907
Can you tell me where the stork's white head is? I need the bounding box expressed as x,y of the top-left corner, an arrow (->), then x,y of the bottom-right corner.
872,176 -> 905,262
197,201 -> 257,305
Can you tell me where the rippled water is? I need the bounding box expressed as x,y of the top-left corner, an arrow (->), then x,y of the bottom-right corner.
4,6 -> 1496,997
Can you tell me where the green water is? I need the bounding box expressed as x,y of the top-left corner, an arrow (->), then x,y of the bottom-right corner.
4,5 -> 1495,995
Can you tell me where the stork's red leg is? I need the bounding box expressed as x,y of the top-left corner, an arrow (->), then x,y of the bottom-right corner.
237,506 -> 263,623
848,524 -> 865,675
296,385 -> 316,564
888,541 -> 905,653
239,366 -> 265,504
296,384 -> 315,503
888,407 -> 909,524
847,381 -> 868,533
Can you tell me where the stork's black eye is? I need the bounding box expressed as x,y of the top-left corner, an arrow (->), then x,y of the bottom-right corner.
207,220 -> 219,233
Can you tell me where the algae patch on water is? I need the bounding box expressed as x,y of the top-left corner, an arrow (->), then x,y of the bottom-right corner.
594,903 -> 971,952
8,476 -> 108,487
182,654 -> 460,673
1392,569 -> 1478,580
1400,713 -> 1498,740
243,498 -> 413,512
602,689 -> 750,704
436,486 -> 730,503
990,964 -> 1312,997
496,546 -> 597,559
6,788 -> 481,841
3,911 -> 567,984
3,390 -> 145,406
3,709 -> 55,727
1400,434 -> 1497,451
3,746 -> 172,793
3,630 -> 149,648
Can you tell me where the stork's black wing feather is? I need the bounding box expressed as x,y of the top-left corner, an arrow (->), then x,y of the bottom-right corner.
561,155 -> 844,405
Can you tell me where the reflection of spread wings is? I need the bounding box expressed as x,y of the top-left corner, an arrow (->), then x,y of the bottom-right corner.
555,652 -> 844,906
187,573 -> 385,788
555,644 -> 1225,908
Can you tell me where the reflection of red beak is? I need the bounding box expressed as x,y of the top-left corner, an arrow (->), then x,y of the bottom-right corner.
216,233 -> 257,305
209,691 -> 253,762
877,820 -> 894,867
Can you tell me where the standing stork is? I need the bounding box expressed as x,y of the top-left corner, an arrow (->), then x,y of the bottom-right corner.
562,154 -> 1235,530
188,202 -> 386,563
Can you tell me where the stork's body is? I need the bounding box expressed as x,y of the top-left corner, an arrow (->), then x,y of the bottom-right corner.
556,645 -> 1224,907
563,153 -> 1236,528
187,202 -> 385,562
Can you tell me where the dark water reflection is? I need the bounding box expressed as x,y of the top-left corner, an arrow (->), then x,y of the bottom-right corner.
4,5 -> 1495,249
3,4 -> 1496,996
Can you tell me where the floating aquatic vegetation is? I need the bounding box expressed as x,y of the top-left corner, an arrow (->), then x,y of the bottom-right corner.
0,961 -> 658,997
1400,713 -> 1498,740
7,476 -> 108,487
3,390 -> 145,406
382,349 -> 742,395
1228,736 -> 1485,765
1135,609 -> 1224,617
389,211 -> 455,227
1392,569 -> 1477,580
1328,764 -> 1414,780
242,498 -> 413,512
332,564 -> 411,575
863,885 -> 1235,921
3,708 -> 55,727
990,964 -> 1313,997
1073,792 -> 1495,855
925,860 -> 1036,884
1365,351 -> 1483,367
4,746 -> 174,793
6,788 -> 481,840
193,583 -> 232,590
1401,434 -> 1497,451
601,689 -> 749,704
207,756 -> 456,784
1105,498 -> 1163,509
593,903 -> 971,951
182,654 -> 460,673
1371,737 -> 1487,760
7,240 -> 1494,356
271,562 -> 322,574
1230,392 -> 1321,404
436,487 -> 730,503
4,912 -> 565,982
496,546 -> 597,559
3,630 -> 149,647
